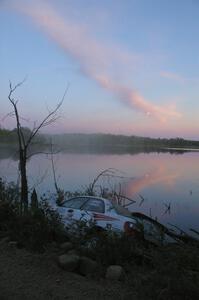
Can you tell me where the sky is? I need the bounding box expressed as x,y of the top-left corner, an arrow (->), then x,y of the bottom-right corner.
0,0 -> 199,139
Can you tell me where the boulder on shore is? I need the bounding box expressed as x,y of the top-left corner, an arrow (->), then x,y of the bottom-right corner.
60,242 -> 74,252
105,265 -> 125,281
58,254 -> 80,272
79,256 -> 98,276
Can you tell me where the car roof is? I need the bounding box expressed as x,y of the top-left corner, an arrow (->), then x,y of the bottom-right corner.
63,196 -> 132,217
67,195 -> 108,200
65,195 -> 111,203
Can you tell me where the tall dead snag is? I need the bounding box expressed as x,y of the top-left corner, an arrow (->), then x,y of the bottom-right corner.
50,140 -> 64,206
8,80 -> 67,213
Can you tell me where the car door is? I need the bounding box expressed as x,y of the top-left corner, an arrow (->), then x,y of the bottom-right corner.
81,198 -> 119,230
59,197 -> 92,225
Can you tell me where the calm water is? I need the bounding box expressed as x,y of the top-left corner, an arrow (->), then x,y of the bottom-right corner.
0,148 -> 199,232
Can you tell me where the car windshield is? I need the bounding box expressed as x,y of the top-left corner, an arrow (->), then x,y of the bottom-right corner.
112,202 -> 132,218
61,197 -> 88,209
82,198 -> 105,213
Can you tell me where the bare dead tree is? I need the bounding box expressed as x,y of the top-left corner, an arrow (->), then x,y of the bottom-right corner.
8,79 -> 67,213
87,168 -> 123,196
50,140 -> 64,206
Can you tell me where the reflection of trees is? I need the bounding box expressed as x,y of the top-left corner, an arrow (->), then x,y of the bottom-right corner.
59,145 -> 187,155
0,144 -> 49,161
0,145 -> 17,160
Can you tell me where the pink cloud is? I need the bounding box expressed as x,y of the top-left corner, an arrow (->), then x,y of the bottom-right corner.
94,74 -> 181,122
7,0 -> 181,122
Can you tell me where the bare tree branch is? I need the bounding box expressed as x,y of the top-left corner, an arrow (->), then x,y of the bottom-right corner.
9,77 -> 27,95
7,79 -> 66,213
25,84 -> 69,148
29,168 -> 49,192
26,150 -> 60,160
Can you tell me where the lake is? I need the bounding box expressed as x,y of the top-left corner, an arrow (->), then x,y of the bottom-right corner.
0,147 -> 199,233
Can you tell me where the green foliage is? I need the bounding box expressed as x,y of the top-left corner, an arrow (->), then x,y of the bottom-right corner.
0,178 -> 20,232
0,177 -> 19,204
88,231 -> 142,266
64,217 -> 199,299
68,219 -> 146,267
0,200 -> 17,232
47,132 -> 199,154
0,179 -> 67,251
9,200 -> 66,252
30,188 -> 39,211
134,244 -> 199,300
0,127 -> 46,145
1,179 -> 199,300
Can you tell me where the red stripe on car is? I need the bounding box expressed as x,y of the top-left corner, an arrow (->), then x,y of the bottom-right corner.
93,213 -> 118,221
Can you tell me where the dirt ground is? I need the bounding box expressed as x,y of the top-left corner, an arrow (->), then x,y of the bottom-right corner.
0,239 -> 136,300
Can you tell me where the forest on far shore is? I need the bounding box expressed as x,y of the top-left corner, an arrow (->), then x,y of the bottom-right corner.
1,127 -> 199,150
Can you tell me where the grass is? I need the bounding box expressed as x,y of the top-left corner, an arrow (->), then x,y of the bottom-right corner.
0,177 -> 199,299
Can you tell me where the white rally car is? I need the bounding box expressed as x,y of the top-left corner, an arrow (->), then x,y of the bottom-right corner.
57,196 -> 138,235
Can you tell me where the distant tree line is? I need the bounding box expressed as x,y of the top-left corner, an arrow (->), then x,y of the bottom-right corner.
48,133 -> 199,150
1,129 -> 199,150
0,127 -> 45,145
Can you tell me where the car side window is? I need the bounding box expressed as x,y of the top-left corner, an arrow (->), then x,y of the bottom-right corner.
62,197 -> 88,209
82,199 -> 105,213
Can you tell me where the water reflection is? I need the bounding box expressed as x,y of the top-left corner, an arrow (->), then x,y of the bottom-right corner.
125,164 -> 179,197
0,146 -> 199,231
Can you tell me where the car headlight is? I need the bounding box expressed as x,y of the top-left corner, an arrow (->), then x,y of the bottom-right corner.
124,221 -> 136,234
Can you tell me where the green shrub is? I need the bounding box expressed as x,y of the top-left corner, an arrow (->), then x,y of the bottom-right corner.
9,200 -> 67,252
0,178 -> 19,232
133,244 -> 199,300
0,179 -> 67,251
0,200 -> 17,232
0,177 -> 19,204
68,219 -> 147,267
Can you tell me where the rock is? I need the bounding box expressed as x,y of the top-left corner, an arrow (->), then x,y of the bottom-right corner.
67,249 -> 79,256
60,242 -> 73,252
55,278 -> 61,284
8,241 -> 18,247
105,265 -> 125,281
79,256 -> 98,276
0,236 -> 10,245
58,254 -> 80,271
